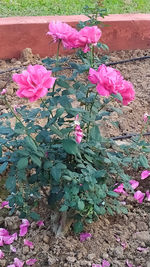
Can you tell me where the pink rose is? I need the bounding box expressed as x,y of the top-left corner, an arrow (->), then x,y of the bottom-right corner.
13,65 -> 56,102
88,65 -> 135,105
88,65 -> 123,97
78,26 -> 102,53
47,21 -> 78,49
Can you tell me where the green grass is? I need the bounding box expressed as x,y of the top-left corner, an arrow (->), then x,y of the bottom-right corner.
0,0 -> 149,17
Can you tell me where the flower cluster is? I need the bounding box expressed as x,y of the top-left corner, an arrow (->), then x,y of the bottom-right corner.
47,21 -> 102,53
88,64 -> 135,105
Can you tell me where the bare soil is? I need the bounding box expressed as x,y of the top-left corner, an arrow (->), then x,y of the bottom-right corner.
0,48 -> 150,267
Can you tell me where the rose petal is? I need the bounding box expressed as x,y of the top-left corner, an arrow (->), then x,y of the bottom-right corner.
24,239 -> 34,249
102,259 -> 110,267
36,220 -> 44,227
137,247 -> 149,252
134,191 -> 145,203
26,259 -> 37,266
10,245 -> 17,253
141,170 -> 150,180
146,190 -> 150,201
80,232 -> 92,242
1,201 -> 9,209
129,180 -> 139,190
14,257 -> 24,267
126,260 -> 133,267
0,249 -> 4,259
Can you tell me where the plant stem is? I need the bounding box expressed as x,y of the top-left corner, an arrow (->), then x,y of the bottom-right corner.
56,39 -> 61,66
86,93 -> 98,141
90,45 -> 94,67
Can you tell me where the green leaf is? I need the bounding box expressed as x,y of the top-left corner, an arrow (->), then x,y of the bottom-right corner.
139,155 -> 149,168
107,191 -> 119,197
14,122 -> 25,134
50,125 -> 63,138
57,79 -> 70,89
63,139 -> 79,155
30,212 -> 40,221
60,205 -> 68,212
55,108 -> 65,118
17,157 -> 28,169
25,136 -> 37,152
43,160 -> 52,170
63,175 -> 72,181
0,162 -> 8,174
78,200 -> 85,210
73,221 -> 83,234
142,147 -> 150,153
30,155 -> 41,167
111,93 -> 122,102
6,176 -> 16,192
51,165 -> 61,181
95,206 -> 106,215
89,125 -> 102,142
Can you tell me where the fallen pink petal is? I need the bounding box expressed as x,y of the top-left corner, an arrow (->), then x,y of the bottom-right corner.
141,170 -> 150,180
137,247 -> 149,252
0,249 -> 4,259
19,219 -> 30,237
10,245 -> 17,253
126,259 -> 133,267
24,239 -> 34,249
114,183 -> 127,195
26,258 -> 37,266
37,220 -> 44,227
1,201 -> 9,209
129,179 -> 139,190
114,235 -> 121,242
0,228 -> 9,236
134,190 -> 145,203
146,190 -> 150,201
80,232 -> 92,242
0,88 -> 7,95
14,257 -> 24,267
102,259 -> 110,267
121,241 -> 128,249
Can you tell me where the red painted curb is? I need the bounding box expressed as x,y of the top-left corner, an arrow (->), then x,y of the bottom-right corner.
0,14 -> 150,59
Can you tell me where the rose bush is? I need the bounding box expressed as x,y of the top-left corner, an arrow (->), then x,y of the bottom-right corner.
0,10 -> 150,236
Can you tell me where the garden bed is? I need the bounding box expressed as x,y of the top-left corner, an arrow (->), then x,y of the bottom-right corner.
0,14 -> 150,59
0,48 -> 150,266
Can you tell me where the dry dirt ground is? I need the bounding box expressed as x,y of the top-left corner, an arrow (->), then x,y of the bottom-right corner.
0,48 -> 150,267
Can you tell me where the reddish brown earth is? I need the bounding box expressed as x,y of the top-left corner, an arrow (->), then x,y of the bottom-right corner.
0,48 -> 150,267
